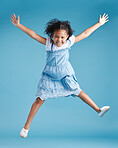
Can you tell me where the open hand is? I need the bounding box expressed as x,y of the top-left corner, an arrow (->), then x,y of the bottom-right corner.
10,14 -> 20,26
99,13 -> 109,26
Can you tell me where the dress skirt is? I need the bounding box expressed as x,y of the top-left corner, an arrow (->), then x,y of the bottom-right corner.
36,73 -> 82,100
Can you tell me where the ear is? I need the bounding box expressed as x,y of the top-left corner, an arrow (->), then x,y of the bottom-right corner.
67,35 -> 69,40
67,34 -> 69,38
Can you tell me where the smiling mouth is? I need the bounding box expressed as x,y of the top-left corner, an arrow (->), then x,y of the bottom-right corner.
56,42 -> 63,45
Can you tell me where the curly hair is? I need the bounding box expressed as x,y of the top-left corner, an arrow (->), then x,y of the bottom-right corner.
44,18 -> 74,39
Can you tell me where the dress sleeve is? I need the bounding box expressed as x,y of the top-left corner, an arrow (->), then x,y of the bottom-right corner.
67,35 -> 75,48
46,37 -> 52,51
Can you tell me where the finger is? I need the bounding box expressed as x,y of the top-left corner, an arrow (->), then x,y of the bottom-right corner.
10,16 -> 13,20
11,14 -> 15,20
11,14 -> 14,19
10,17 -> 13,21
103,13 -> 106,17
105,16 -> 109,20
10,20 -> 13,23
105,14 -> 109,17
13,13 -> 16,19
105,14 -> 108,17
10,20 -> 15,25
11,16 -> 14,21
105,19 -> 109,23
18,15 -> 20,20
99,15 -> 101,20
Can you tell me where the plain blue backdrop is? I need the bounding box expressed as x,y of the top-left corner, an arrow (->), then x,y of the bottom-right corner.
0,0 -> 118,147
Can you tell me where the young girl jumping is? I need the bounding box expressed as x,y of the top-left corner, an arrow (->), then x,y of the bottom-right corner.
10,13 -> 110,138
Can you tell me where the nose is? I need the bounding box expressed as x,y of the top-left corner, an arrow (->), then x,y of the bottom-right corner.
58,37 -> 62,42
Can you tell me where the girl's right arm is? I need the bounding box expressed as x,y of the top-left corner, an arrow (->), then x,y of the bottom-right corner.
10,14 -> 46,45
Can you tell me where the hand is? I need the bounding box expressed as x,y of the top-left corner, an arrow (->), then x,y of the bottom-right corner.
10,14 -> 20,26
99,13 -> 109,26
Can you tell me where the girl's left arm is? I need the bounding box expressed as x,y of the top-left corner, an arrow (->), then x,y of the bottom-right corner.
74,13 -> 109,43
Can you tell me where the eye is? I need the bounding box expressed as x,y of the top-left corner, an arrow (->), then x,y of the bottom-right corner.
55,35 -> 59,38
61,37 -> 64,39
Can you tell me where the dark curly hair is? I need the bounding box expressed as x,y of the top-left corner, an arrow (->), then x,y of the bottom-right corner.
44,18 -> 74,39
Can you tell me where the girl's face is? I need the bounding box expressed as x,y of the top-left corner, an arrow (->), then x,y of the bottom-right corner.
52,29 -> 69,47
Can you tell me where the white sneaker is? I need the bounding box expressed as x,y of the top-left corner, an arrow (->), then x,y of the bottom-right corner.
98,106 -> 110,117
20,128 -> 29,138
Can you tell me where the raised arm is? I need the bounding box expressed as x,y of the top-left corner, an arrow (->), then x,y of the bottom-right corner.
10,14 -> 46,45
74,13 -> 109,43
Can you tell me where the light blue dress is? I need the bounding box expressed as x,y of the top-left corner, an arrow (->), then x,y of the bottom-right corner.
36,35 -> 82,100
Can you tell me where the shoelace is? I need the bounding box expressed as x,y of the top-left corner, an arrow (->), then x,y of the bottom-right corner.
23,129 -> 28,134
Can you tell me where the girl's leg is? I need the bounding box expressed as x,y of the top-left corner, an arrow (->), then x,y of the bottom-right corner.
76,91 -> 101,113
24,97 -> 45,130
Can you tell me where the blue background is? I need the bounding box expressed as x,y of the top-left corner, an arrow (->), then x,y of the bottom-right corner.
0,0 -> 118,147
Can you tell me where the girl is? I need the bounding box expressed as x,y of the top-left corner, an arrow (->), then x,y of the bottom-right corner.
10,13 -> 110,138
